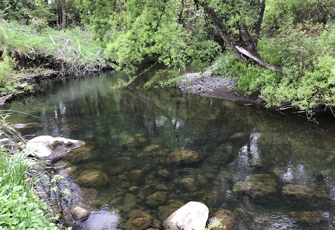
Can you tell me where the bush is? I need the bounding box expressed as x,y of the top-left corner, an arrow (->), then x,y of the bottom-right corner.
0,50 -> 21,94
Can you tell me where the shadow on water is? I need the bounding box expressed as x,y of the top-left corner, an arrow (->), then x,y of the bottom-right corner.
4,67 -> 335,229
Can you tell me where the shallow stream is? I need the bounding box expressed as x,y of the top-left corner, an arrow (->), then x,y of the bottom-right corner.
4,69 -> 335,229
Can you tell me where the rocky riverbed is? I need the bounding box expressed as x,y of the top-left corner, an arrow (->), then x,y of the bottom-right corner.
21,133 -> 335,230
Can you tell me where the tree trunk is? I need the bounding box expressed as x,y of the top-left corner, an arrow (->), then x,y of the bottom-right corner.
198,1 -> 283,73
62,0 -> 66,30
187,0 -> 193,33
202,5 -> 246,63
255,0 -> 266,37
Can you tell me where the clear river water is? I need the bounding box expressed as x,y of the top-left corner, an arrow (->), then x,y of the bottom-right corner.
4,69 -> 335,230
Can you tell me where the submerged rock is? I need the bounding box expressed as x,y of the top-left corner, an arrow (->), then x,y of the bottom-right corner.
146,191 -> 167,208
123,211 -> 153,230
70,205 -> 90,222
63,144 -> 97,164
162,201 -> 209,230
179,178 -> 198,192
26,135 -> 84,162
158,203 -> 184,221
76,170 -> 110,187
233,174 -> 278,199
282,184 -> 313,199
167,150 -> 202,166
288,211 -> 326,224
121,193 -> 137,213
119,134 -> 147,147
137,144 -> 168,158
127,169 -> 144,184
208,210 -> 235,230
157,169 -> 172,180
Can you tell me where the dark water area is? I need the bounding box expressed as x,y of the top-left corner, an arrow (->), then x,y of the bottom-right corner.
3,68 -> 335,229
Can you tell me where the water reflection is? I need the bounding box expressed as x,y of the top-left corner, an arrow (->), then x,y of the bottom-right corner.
4,70 -> 335,229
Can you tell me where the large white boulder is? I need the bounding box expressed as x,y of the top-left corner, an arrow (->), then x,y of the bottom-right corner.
162,201 -> 209,230
26,135 -> 84,162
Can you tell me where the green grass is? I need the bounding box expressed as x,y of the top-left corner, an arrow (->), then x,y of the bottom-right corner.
0,147 -> 59,229
0,19 -> 109,72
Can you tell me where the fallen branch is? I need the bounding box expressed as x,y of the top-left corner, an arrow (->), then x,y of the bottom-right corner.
235,46 -> 284,73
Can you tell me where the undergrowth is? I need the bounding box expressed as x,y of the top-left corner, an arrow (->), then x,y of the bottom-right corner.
211,22 -> 335,115
0,19 -> 110,75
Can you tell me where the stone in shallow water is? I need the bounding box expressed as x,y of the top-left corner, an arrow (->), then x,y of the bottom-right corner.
108,165 -> 125,176
120,193 -> 137,213
155,184 -> 169,191
137,144 -> 167,158
208,210 -> 235,230
282,184 -> 314,199
162,201 -> 209,230
123,212 -> 153,230
119,134 -> 147,147
288,211 -> 326,224
166,150 -> 202,166
127,169 -> 144,184
76,170 -> 110,187
233,174 -> 278,199
129,186 -> 140,194
179,178 -> 198,192
158,203 -> 184,221
26,135 -> 84,162
64,144 -> 97,164
70,205 -> 90,222
146,191 -> 167,208
157,169 -> 171,180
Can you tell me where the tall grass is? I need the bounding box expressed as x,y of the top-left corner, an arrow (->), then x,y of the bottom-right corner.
0,146 -> 58,229
0,19 -> 110,75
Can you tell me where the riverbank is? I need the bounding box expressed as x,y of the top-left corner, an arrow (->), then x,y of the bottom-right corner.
0,20 -> 114,105
176,71 -> 262,106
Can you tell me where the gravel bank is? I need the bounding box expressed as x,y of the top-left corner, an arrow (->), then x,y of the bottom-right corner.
177,71 -> 260,103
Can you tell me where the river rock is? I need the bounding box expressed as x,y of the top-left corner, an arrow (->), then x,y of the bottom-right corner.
63,144 -> 97,164
119,134 -> 147,147
146,191 -> 167,207
208,210 -> 235,230
109,165 -> 125,175
138,144 -> 167,158
155,184 -> 169,191
158,203 -> 184,221
157,169 -> 172,180
288,211 -> 326,224
129,186 -> 140,194
179,178 -> 198,192
123,211 -> 153,230
162,201 -> 209,230
70,205 -> 90,222
114,157 -> 137,170
233,174 -> 278,199
167,150 -> 202,166
26,135 -> 84,162
121,193 -> 137,213
59,166 -> 78,177
76,170 -> 110,187
282,184 -> 313,199
127,169 -> 144,184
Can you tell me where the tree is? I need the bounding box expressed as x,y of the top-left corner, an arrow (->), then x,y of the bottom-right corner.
76,0 -> 284,77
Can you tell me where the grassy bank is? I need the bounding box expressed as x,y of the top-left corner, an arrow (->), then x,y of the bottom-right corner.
211,23 -> 335,116
0,150 -> 58,229
0,19 -> 112,95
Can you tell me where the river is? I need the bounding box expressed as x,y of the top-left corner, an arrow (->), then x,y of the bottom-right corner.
3,69 -> 335,229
